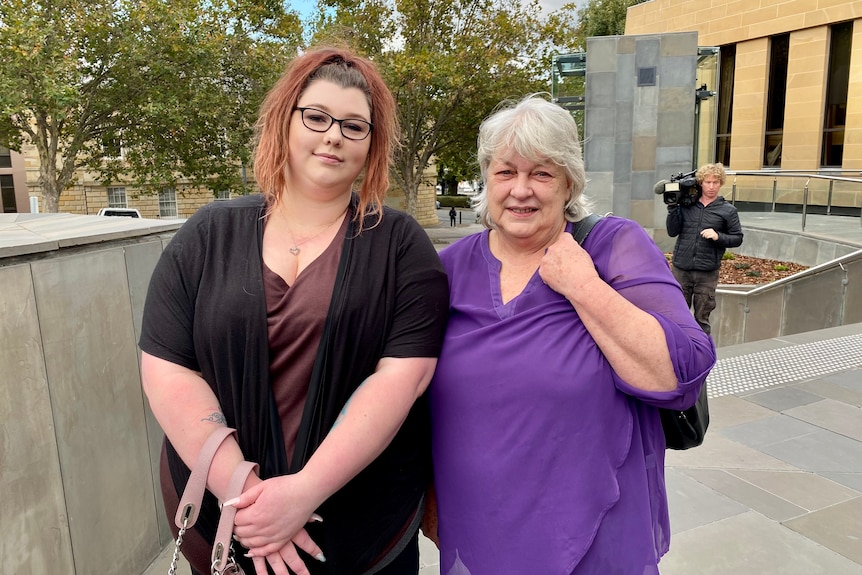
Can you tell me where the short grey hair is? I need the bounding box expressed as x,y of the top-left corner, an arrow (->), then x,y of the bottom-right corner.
473,94 -> 592,228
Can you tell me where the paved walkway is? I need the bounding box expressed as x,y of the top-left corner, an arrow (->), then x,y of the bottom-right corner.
147,209 -> 862,575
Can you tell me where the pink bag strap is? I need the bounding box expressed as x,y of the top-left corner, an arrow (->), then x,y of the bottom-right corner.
174,426 -> 237,530
212,460 -> 259,572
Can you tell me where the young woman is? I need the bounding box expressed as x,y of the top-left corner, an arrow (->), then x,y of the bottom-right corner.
140,47 -> 449,575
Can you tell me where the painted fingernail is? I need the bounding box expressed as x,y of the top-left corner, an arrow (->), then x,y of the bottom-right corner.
222,497 -> 240,507
316,553 -> 327,562
310,513 -> 323,522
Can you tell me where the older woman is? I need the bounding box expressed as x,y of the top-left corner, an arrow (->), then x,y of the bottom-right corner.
425,95 -> 715,574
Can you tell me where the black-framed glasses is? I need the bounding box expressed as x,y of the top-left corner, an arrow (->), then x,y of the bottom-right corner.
294,107 -> 373,141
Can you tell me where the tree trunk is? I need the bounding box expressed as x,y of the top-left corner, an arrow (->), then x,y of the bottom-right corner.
402,175 -> 418,217
37,149 -> 61,213
445,175 -> 458,196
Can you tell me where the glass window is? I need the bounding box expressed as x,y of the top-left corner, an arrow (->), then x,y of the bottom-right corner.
0,147 -> 11,169
716,44 -> 735,167
764,34 -> 789,167
215,189 -> 231,201
102,134 -> 123,158
106,187 -> 127,208
821,21 -> 852,167
159,187 -> 178,218
1,174 -> 17,213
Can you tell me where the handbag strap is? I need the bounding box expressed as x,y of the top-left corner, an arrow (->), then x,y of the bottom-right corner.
212,460 -> 259,573
570,213 -> 603,246
175,426 -> 237,530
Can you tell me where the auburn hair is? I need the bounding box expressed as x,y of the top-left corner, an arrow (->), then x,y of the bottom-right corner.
253,47 -> 398,228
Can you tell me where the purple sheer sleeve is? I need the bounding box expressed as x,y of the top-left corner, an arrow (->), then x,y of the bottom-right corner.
585,217 -> 716,409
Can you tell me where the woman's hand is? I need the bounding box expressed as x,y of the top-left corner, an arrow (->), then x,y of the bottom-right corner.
248,535 -> 323,575
539,231 -> 600,298
226,474 -> 326,573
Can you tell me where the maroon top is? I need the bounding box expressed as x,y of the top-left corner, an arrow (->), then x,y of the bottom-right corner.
264,217 -> 347,462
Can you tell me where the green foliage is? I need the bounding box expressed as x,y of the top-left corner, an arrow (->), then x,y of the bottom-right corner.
0,0 -> 302,211
745,270 -> 762,277
722,252 -> 736,260
773,264 -> 789,271
733,262 -> 751,270
437,195 -> 474,209
574,0 -> 650,48
309,0 -> 582,216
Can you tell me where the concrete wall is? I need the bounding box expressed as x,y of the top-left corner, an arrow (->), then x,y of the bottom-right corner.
649,223 -> 862,347
1,231 -> 171,575
583,32 -> 698,231
712,248 -> 862,347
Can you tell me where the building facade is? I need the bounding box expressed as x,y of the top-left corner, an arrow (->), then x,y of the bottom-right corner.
626,0 -> 862,210
0,146 -> 31,213
18,140 -> 440,224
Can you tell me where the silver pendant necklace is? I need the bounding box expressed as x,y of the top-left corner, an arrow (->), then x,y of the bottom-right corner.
279,205 -> 347,256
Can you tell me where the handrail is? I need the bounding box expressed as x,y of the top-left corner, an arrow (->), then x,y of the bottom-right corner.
725,169 -> 862,231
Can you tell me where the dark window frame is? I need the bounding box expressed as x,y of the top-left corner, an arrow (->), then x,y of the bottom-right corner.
1,174 -> 17,213
764,33 -> 789,167
821,21 -> 852,167
715,44 -> 736,167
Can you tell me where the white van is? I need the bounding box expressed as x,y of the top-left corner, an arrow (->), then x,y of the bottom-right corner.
97,207 -> 141,218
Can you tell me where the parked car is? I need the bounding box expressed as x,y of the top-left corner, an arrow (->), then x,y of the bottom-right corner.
97,207 -> 141,218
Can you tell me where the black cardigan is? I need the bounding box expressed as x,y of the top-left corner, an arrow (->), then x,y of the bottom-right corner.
140,194 -> 449,573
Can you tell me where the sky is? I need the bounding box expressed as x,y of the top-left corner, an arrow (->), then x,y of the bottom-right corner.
289,0 -> 584,24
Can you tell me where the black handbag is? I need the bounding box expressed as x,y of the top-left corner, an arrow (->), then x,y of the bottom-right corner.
659,384 -> 709,450
571,214 -> 709,450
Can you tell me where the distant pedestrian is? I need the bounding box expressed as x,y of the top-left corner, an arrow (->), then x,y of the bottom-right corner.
449,207 -> 457,227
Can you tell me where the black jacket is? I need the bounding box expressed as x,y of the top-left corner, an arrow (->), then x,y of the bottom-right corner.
140,194 -> 449,573
667,196 -> 743,271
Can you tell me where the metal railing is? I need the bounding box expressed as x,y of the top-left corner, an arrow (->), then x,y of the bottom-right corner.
727,169 -> 862,230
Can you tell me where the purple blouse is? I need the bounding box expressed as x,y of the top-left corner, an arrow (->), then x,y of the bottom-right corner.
429,216 -> 715,575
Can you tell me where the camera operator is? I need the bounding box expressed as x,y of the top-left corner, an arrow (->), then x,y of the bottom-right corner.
666,162 -> 743,335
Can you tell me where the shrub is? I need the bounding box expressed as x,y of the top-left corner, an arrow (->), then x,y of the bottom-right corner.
437,195 -> 474,209
746,270 -> 762,277
722,252 -> 736,260
774,264 -> 789,271
733,262 -> 751,270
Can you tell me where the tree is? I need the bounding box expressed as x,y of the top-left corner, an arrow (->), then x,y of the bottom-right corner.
311,0 -> 581,217
0,0 -> 302,212
576,0 -> 650,45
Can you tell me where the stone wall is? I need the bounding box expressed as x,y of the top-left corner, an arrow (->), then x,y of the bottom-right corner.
0,223 -> 176,575
583,32 -> 698,230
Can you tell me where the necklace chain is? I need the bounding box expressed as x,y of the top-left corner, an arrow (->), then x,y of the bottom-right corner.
278,205 -> 347,256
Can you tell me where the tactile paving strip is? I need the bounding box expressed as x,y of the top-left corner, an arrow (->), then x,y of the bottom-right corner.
706,334 -> 862,398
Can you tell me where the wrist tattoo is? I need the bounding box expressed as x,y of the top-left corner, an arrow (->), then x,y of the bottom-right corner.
202,412 -> 227,425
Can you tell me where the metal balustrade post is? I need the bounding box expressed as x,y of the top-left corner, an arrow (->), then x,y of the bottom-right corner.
827,180 -> 834,215
802,178 -> 810,231
731,175 -> 737,205
772,176 -> 778,214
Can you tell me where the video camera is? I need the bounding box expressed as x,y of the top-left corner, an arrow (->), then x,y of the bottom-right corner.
654,171 -> 701,207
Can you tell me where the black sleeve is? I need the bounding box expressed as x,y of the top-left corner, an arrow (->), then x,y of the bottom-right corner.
666,205 -> 683,237
382,218 -> 449,359
717,207 -> 744,248
138,212 -> 210,372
